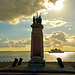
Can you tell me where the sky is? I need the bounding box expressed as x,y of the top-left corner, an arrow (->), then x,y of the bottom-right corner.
0,0 -> 75,51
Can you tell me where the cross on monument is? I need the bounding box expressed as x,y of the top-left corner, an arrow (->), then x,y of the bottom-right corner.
28,13 -> 45,67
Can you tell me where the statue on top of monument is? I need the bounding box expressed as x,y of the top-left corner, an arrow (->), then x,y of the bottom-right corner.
33,16 -> 35,24
33,12 -> 42,24
36,12 -> 39,24
38,13 -> 42,24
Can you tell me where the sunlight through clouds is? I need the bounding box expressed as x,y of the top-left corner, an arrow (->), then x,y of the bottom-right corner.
0,0 -> 66,25
0,0 -> 75,52
44,0 -> 65,10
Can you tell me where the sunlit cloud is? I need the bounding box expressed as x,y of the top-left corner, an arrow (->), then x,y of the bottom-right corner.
9,18 -> 20,25
47,31 -> 67,42
50,20 -> 66,27
0,0 -> 66,25
44,0 -> 65,10
44,31 -> 75,48
0,32 -> 75,49
42,19 -> 66,28
21,19 -> 26,22
0,38 -> 31,47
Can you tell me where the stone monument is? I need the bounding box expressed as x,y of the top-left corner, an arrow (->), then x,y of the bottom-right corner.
28,13 -> 45,67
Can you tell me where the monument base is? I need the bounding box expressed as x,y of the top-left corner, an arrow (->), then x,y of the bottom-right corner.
28,59 -> 45,67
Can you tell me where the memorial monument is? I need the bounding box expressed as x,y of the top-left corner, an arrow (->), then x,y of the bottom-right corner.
28,13 -> 45,67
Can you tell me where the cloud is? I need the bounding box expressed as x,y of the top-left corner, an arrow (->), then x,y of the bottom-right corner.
0,0 -> 45,24
0,0 -> 66,24
0,31 -> 75,48
44,31 -> 75,48
48,31 -> 67,41
65,36 -> 75,47
42,19 -> 66,29
42,19 -> 50,24
20,18 -> 31,23
0,38 -> 31,47
9,18 -> 20,25
44,0 -> 65,10
44,31 -> 67,47
0,38 -> 9,47
50,20 -> 66,28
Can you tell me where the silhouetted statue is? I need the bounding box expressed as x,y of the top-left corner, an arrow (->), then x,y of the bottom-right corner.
33,13 -> 42,24
39,15 -> 42,24
12,58 -> 18,67
36,17 -> 39,24
33,16 -> 35,24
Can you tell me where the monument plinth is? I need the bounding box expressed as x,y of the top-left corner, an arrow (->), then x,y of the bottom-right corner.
28,14 -> 45,67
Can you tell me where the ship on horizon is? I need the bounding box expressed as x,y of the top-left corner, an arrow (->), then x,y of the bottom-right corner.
48,48 -> 64,53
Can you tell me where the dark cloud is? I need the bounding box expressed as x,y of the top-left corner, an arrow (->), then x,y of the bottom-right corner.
0,0 -> 45,24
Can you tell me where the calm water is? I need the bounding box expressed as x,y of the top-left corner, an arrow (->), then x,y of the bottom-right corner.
0,51 -> 75,62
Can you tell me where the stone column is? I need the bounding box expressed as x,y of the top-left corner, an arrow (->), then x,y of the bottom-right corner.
28,23 -> 45,67
31,24 -> 43,60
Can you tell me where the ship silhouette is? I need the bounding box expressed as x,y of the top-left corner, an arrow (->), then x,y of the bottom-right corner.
49,48 -> 64,53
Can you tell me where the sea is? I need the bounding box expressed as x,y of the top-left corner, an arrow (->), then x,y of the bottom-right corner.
0,51 -> 75,62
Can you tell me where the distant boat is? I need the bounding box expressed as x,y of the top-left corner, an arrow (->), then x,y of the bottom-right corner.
48,48 -> 64,53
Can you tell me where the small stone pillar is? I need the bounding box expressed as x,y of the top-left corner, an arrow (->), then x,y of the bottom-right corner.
28,14 -> 45,67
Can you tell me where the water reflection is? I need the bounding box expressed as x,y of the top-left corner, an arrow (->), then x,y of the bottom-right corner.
51,53 -> 67,58
0,51 -> 75,62
44,52 -> 75,62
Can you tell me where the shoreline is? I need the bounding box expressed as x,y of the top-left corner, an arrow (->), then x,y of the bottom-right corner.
0,62 -> 75,69
0,62 -> 75,74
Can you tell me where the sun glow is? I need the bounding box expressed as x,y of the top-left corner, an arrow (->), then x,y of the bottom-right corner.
44,0 -> 64,10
